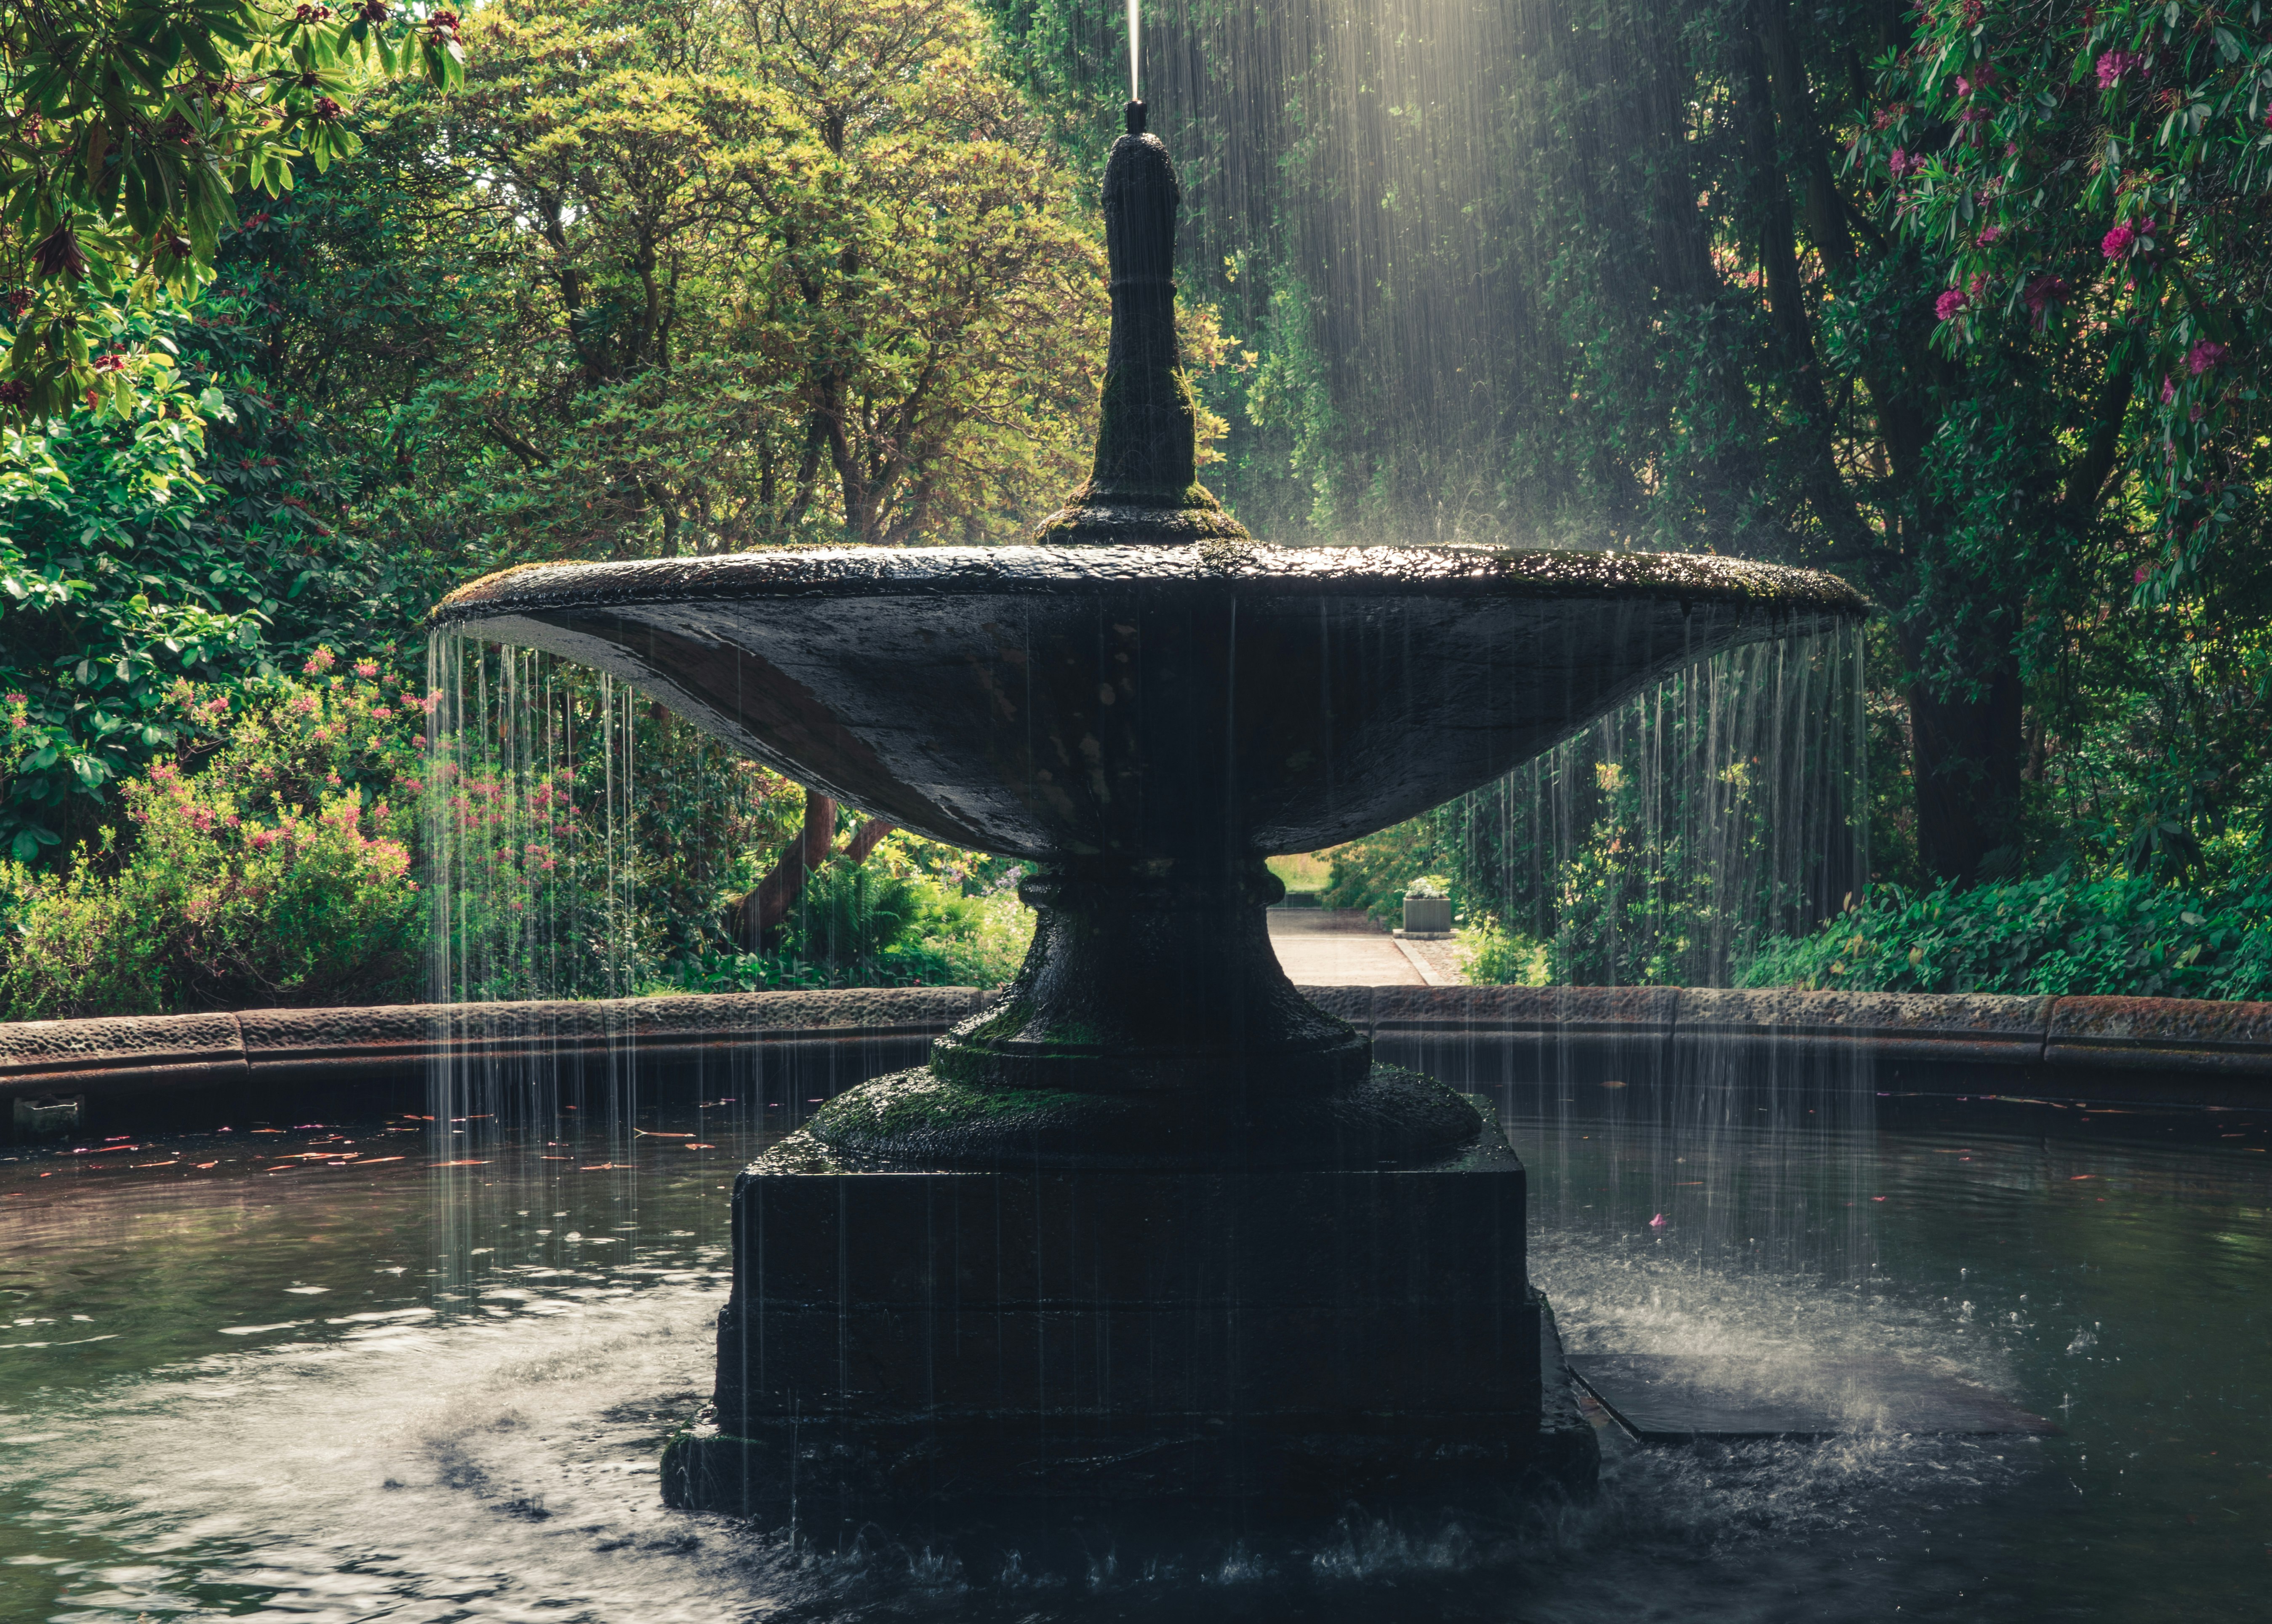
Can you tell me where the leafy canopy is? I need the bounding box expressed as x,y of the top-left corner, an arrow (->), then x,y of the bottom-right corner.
0,0 -> 464,421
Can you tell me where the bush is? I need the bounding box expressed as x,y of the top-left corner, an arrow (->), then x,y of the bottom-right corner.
661,860 -> 1035,992
1461,919 -> 1551,986
0,653 -> 427,1017
1321,822 -> 1466,927
1737,871 -> 2272,1002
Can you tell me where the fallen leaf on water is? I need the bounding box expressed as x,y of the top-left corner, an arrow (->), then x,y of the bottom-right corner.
431,1160 -> 489,1168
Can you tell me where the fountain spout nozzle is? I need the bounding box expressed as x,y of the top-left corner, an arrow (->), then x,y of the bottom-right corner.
1125,99 -> 1146,134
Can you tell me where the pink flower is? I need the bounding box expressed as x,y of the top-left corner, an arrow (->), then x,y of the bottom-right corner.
402,778 -> 423,792
1973,223 -> 2002,247
302,647 -> 336,675
2185,341 -> 2227,375
189,808 -> 214,833
371,706 -> 392,720
353,661 -> 379,679
1889,147 -> 1924,178
2101,224 -> 2135,259
2160,374 -> 2175,405
412,733 -> 427,747
1935,288 -> 1968,321
2134,565 -> 2149,584
2024,273 -> 2069,319
249,828 -> 277,850
1648,1213 -> 1669,1229
2096,51 -> 2142,89
4,691 -> 24,704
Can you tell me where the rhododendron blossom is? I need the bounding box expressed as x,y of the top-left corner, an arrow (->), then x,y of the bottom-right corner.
2185,341 -> 2227,375
2101,224 -> 2135,259
1935,288 -> 1967,321
2095,51 -> 2141,89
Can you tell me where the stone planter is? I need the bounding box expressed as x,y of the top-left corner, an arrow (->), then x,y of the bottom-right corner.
1403,895 -> 1452,936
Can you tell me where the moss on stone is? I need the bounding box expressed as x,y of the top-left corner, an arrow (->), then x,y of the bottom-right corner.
808,1068 -> 1091,1144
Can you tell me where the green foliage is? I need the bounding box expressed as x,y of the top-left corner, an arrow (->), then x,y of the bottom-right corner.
1872,0 -> 2272,597
348,0 -> 1109,560
1739,871 -> 2272,1003
0,653 -> 426,1017
0,301 -> 418,866
0,0 -> 463,421
1460,918 -> 1550,987
664,861 -> 1035,991
782,860 -> 1032,985
1321,819 -> 1463,928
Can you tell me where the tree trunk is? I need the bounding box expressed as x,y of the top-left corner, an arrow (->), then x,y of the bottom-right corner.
729,795 -> 898,948
1904,633 -> 2025,885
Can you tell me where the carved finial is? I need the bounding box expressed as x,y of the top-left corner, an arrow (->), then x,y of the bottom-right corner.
1033,103 -> 1249,545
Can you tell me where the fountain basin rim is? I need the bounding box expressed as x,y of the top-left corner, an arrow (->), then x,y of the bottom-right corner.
12,988 -> 2272,1134
427,543 -> 1871,629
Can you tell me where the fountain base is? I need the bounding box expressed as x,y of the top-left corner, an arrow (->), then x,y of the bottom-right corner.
661,1118 -> 1598,1516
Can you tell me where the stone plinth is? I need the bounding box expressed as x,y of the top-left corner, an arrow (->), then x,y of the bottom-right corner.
663,1122 -> 1595,1516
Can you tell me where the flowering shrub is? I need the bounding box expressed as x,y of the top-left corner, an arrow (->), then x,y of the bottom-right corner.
1860,0 -> 2272,597
0,654 -> 427,1017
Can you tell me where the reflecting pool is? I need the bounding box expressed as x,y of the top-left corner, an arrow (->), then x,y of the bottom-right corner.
2,1096 -> 2265,1621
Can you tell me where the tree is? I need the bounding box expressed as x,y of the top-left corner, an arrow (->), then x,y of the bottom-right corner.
1874,0 -> 2271,603
377,0 -> 1108,557
0,0 -> 463,421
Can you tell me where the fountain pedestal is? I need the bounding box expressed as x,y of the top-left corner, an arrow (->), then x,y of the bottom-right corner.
663,1136 -> 1596,1514
663,856 -> 1596,1512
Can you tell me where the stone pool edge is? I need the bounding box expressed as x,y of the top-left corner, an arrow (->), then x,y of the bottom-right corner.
3,985 -> 2268,1132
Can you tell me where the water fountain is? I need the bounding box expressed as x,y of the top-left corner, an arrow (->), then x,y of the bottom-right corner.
427,96 -> 1864,1519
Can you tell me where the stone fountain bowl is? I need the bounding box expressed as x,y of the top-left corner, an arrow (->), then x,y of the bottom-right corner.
431,540 -> 1866,861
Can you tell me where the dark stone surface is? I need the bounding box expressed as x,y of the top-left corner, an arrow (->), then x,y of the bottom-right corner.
1675,987 -> 2052,1066
803,1061 -> 1481,1170
662,1118 -> 1598,1513
431,544 -> 1864,862
31,986 -> 2272,1122
2046,995 -> 2272,1075
0,1012 -> 245,1097
1033,105 -> 1248,546
1568,1354 -> 2059,1442
923,858 -> 1377,1109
